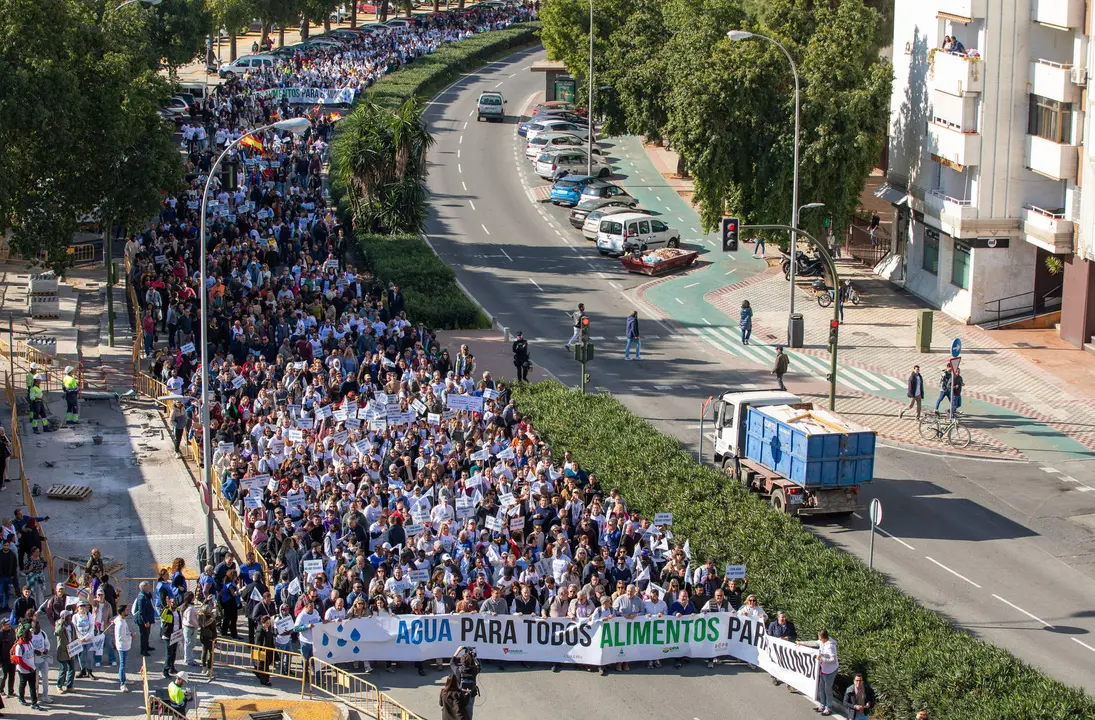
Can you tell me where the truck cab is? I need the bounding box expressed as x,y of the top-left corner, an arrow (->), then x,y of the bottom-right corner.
713,390 -> 802,464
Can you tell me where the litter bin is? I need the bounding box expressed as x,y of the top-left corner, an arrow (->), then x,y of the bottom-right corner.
916,308 -> 933,352
788,313 -> 804,349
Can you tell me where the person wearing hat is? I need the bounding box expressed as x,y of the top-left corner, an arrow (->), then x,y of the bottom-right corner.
27,376 -> 49,434
164,671 -> 190,714
511,331 -> 530,383
62,366 -> 80,424
55,609 -> 77,694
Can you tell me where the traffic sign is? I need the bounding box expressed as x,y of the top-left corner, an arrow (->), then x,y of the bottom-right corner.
951,338 -> 962,358
870,498 -> 883,526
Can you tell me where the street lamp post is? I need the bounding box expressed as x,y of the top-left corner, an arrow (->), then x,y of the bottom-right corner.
197,117 -> 310,559
587,0 -> 594,178
727,30 -> 802,347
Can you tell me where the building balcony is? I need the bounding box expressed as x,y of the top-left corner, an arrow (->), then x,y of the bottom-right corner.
1021,205 -> 1075,254
1032,0 -> 1084,28
932,50 -> 984,96
924,190 -> 978,229
1029,60 -> 1081,104
1026,134 -> 1079,181
938,0 -> 985,20
932,89 -> 978,132
928,121 -> 981,169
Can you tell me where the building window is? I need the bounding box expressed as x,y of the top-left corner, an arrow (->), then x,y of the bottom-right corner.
951,241 -> 971,289
923,228 -> 940,274
1029,95 -> 1073,144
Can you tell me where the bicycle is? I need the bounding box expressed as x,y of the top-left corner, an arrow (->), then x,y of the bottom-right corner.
917,410 -> 971,448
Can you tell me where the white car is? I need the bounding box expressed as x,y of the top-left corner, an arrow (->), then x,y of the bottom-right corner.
525,132 -> 602,160
596,212 -> 681,255
535,150 -> 612,180
525,119 -> 590,141
582,206 -> 644,240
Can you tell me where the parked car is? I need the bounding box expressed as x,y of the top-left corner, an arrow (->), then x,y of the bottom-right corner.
532,101 -> 576,115
519,112 -> 589,136
526,118 -> 589,141
218,53 -> 276,78
476,91 -> 505,122
577,180 -> 633,203
383,19 -> 411,31
159,96 -> 191,122
525,132 -> 601,160
568,196 -> 638,228
596,212 -> 681,255
550,175 -> 599,206
581,205 -> 648,239
535,150 -> 612,180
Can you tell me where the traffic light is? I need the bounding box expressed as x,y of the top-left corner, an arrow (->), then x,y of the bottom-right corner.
721,217 -> 740,252
828,320 -> 839,351
579,316 -> 591,343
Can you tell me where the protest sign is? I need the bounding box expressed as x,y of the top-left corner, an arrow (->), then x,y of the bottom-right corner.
404,523 -> 425,537
654,513 -> 674,526
275,616 -> 294,634
510,517 -> 525,533
407,569 -> 430,584
446,394 -> 484,413
302,559 -> 324,579
181,343 -> 196,355
288,578 -> 302,596
724,564 -> 747,579
427,412 -> 441,426
412,398 -> 427,415
217,441 -> 235,455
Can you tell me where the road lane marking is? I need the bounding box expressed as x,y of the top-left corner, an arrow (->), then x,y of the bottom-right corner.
655,195 -> 662,201
458,149 -> 461,158
481,224 -> 491,235
675,298 -> 683,304
877,527 -> 915,550
1073,638 -> 1095,654
655,385 -> 673,390
462,181 -> 467,191
991,594 -> 1053,628
528,278 -> 543,292
469,110 -> 474,117
463,122 -> 468,130
925,557 -> 982,588
500,248 -> 512,262
726,269 -> 737,275
597,272 -> 607,279
468,200 -> 476,211
702,317 -> 711,325
458,164 -> 463,173
1041,467 -> 1060,473
684,282 -> 699,289
609,281 -> 620,289
494,81 -> 503,88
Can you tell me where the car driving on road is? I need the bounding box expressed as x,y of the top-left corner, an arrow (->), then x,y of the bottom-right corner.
476,91 -> 506,122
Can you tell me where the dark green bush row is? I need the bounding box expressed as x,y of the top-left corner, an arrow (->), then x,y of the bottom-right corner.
358,233 -> 491,330
511,381 -> 1095,720
366,22 -> 542,110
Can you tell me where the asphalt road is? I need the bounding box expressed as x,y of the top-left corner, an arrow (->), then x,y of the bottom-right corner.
421,46 -> 1095,700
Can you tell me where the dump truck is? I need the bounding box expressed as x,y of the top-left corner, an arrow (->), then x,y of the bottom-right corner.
711,390 -> 876,517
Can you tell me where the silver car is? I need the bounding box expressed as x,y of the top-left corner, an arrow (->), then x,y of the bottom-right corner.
581,205 -> 648,239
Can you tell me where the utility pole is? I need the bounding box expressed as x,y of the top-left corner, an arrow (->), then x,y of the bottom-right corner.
105,217 -> 115,347
586,0 -> 594,178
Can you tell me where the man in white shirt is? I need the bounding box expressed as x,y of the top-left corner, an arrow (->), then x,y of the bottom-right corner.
817,630 -> 839,716
114,604 -> 134,691
294,599 -> 323,689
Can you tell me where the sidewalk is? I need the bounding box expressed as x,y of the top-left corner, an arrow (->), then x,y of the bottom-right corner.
436,329 -> 554,384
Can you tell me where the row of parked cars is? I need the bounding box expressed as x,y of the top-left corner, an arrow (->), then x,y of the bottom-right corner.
517,103 -> 682,256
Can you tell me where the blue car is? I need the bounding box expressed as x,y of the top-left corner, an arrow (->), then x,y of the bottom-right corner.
550,175 -> 596,206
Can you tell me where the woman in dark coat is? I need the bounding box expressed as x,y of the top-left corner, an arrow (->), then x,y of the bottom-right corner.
439,674 -> 471,720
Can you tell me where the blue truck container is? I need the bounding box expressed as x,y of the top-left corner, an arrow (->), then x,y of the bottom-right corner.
744,405 -> 875,487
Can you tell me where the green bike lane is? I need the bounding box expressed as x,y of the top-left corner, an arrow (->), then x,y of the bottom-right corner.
605,134 -> 1095,465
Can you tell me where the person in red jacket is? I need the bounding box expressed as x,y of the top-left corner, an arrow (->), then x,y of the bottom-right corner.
13,626 -> 38,709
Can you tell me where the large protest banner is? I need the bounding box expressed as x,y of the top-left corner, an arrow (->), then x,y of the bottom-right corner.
316,614 -> 818,697
257,87 -> 356,105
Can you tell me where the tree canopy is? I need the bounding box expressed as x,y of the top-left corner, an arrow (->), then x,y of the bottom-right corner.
539,0 -> 892,239
0,0 -> 209,270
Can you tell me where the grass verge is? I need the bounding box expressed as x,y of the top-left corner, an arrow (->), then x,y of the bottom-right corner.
511,380 -> 1095,720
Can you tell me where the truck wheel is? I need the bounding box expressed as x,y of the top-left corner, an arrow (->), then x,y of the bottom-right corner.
771,489 -> 789,514
721,457 -> 736,478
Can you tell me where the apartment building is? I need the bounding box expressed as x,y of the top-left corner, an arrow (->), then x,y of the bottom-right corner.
878,0 -> 1095,348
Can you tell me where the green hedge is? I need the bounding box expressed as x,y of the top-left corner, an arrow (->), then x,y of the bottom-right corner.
511,381 -> 1095,720
368,22 -> 542,109
359,232 -> 491,330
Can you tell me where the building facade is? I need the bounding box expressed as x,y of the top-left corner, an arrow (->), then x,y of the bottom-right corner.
879,0 -> 1093,345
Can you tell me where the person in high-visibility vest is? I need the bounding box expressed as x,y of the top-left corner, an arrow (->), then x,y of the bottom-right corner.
62,366 -> 79,424
165,671 -> 189,714
25,363 -> 38,400
28,377 -> 49,433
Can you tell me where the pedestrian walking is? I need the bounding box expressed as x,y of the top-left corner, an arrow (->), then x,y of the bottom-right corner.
900,365 -> 924,419
752,235 -> 766,258
816,629 -> 839,716
950,366 -> 964,417
55,610 -> 76,694
772,347 -> 789,391
511,331 -> 530,382
868,212 -> 880,247
934,365 -> 953,414
739,301 -> 753,345
837,282 -> 847,323
13,626 -> 38,709
114,603 -> 133,691
565,303 -> 585,351
30,619 -> 51,704
624,311 -> 641,360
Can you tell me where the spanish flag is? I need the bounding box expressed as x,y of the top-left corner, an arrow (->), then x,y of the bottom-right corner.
239,134 -> 264,152
329,112 -> 342,121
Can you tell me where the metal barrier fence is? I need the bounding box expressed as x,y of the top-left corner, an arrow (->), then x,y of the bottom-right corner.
67,242 -> 98,267
0,336 -> 85,394
845,222 -> 890,267
211,636 -> 308,694
310,656 -> 426,720
143,657 -> 190,719
4,372 -> 54,589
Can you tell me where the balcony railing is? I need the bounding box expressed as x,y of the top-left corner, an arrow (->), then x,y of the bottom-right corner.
1029,59 -> 1080,104
928,120 -> 981,168
1021,204 -> 1075,253
1032,0 -> 1084,28
1026,134 -> 1079,182
931,50 -> 984,95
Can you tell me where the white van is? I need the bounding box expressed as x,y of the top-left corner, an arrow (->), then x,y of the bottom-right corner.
218,54 -> 276,78
596,213 -> 681,255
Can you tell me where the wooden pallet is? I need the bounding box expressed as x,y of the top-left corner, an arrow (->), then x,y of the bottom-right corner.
45,484 -> 93,501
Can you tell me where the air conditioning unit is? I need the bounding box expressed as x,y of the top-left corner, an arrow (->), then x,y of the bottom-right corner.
1071,65 -> 1088,86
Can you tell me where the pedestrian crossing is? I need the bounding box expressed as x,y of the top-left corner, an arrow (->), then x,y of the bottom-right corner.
687,325 -> 906,395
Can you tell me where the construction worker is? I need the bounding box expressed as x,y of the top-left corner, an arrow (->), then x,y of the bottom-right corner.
28,376 -> 50,434
62,366 -> 79,424
25,363 -> 37,401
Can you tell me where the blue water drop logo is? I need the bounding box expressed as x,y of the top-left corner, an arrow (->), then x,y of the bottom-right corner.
321,634 -> 329,646
337,624 -> 344,633
350,628 -> 361,641
327,651 -> 333,659
353,645 -> 360,654
336,638 -> 348,647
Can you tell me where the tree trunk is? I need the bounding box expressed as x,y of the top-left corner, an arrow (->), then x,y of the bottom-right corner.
278,25 -> 285,47
380,0 -> 389,21
350,1 -> 357,27
458,0 -> 464,9
405,0 -> 413,18
324,14 -> 331,32
432,0 -> 439,11
229,32 -> 237,61
261,17 -> 270,48
676,155 -> 688,178
300,14 -> 310,40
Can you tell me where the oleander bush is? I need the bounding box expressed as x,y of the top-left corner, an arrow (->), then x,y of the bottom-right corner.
358,233 -> 490,330
512,380 -> 1095,720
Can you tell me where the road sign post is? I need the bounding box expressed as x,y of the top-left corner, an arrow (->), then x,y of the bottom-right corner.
869,498 -> 883,570
699,396 -> 714,464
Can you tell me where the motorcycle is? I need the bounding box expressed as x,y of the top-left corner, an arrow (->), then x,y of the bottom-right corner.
782,250 -> 825,281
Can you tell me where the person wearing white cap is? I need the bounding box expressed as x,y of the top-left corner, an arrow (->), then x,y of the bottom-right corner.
62,366 -> 80,424
164,670 -> 189,714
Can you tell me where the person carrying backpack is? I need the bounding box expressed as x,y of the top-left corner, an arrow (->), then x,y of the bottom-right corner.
934,366 -> 953,414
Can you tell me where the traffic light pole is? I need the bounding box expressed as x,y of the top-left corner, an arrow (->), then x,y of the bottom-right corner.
740,224 -> 840,410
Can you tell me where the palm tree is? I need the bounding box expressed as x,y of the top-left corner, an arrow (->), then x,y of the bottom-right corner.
331,97 -> 435,234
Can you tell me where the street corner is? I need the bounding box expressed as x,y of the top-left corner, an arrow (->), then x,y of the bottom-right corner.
797,390 -> 1026,461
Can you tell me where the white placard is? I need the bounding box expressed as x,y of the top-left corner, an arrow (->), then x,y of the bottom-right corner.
243,475 -> 269,493
244,495 -> 262,509
470,449 -> 491,462
509,517 -> 524,532
446,394 -> 484,413
427,412 -> 441,425
181,342 -> 196,355
170,629 -> 183,647
484,515 -> 500,532
332,430 -> 349,445
499,492 -> 516,508
654,513 -> 674,526
724,564 -> 747,579
333,409 -> 348,421
464,475 -> 482,492
302,560 -> 323,579
287,578 -> 302,595
232,375 -> 246,389
404,523 -> 425,537
251,588 -> 263,602
497,447 -> 515,461
287,429 -> 304,442
275,615 -> 294,634
483,388 -> 498,400
217,441 -> 235,455
411,398 -> 427,415
315,404 -> 333,419
407,569 -> 430,583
